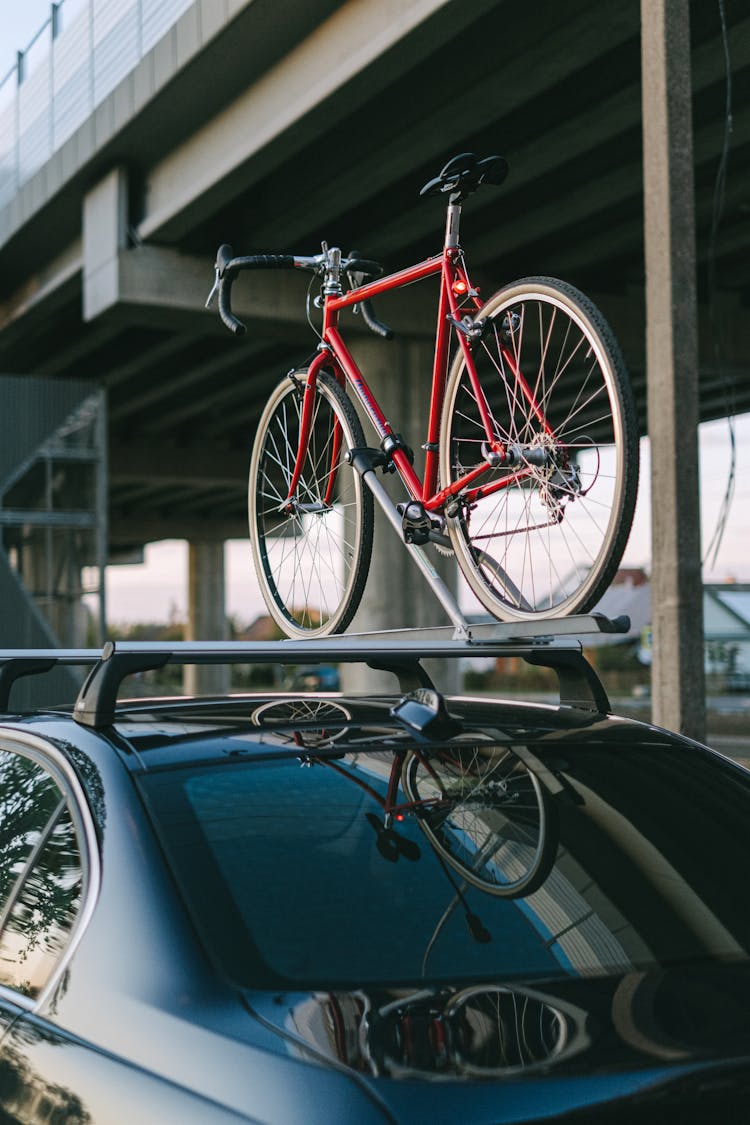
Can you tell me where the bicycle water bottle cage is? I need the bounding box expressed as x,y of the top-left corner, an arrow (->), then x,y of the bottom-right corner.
419,153 -> 509,201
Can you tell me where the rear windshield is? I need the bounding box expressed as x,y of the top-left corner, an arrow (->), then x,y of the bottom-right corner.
138,738 -> 750,989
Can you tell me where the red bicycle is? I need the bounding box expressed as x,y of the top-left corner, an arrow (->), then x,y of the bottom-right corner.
209,153 -> 638,637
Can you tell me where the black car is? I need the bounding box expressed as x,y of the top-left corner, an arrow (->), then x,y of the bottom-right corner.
1,628 -> 750,1123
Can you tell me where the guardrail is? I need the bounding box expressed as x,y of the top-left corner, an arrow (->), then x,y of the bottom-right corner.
0,0 -> 193,210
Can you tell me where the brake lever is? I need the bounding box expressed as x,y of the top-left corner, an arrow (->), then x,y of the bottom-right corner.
207,244 -> 236,308
205,266 -> 220,309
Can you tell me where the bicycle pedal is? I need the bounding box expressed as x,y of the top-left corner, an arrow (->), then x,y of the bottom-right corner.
399,501 -> 433,545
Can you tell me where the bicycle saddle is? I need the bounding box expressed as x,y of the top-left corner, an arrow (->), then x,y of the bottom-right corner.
419,152 -> 509,199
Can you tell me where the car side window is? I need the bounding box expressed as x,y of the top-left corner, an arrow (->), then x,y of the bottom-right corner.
0,748 -> 84,999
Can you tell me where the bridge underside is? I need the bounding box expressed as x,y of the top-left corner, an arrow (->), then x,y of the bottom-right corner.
0,0 -> 747,557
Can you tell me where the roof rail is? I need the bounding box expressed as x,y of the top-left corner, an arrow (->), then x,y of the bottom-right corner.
72,613 -> 625,728
0,614 -> 628,728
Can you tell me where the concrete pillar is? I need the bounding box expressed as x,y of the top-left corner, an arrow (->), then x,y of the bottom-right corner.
340,336 -> 461,694
184,540 -> 230,695
641,0 -> 706,739
82,166 -> 128,321
20,529 -> 88,647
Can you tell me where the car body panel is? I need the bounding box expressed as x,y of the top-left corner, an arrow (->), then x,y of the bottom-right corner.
1,693 -> 750,1122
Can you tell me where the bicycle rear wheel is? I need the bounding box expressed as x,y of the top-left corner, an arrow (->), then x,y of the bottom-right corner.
249,370 -> 373,637
440,277 -> 638,620
401,743 -> 555,897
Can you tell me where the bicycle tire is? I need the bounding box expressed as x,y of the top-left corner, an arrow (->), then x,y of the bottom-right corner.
401,743 -> 556,898
248,370 -> 373,637
439,277 -> 638,620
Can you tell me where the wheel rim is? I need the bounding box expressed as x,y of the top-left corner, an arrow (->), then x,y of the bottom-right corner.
442,286 -> 631,618
403,744 -> 552,897
250,378 -> 366,636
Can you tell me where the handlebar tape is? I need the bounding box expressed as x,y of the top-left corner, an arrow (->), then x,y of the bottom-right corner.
215,253 -> 297,336
346,258 -> 383,278
218,276 -> 246,336
359,298 -> 394,340
227,253 -> 296,272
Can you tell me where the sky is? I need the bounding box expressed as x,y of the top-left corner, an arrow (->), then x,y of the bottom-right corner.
1,3 -> 58,80
4,4 -> 749,625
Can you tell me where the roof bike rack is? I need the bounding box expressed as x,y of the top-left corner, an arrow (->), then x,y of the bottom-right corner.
348,447 -> 470,638
0,650 -> 101,712
60,613 -> 627,729
345,448 -> 631,647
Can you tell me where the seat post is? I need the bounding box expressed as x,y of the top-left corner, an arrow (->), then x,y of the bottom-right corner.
444,199 -> 462,248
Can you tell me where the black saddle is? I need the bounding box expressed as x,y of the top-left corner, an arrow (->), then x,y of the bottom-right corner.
420,152 -> 509,201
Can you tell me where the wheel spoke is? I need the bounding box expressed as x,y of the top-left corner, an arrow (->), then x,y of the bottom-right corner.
249,373 -> 373,637
441,280 -> 637,619
403,744 -> 555,898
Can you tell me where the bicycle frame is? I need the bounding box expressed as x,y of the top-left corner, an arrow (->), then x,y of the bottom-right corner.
285,210 -> 549,516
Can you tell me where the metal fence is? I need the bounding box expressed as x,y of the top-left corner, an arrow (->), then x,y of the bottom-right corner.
0,0 -> 193,210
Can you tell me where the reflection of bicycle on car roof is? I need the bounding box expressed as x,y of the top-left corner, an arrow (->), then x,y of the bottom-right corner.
250,691 -> 557,900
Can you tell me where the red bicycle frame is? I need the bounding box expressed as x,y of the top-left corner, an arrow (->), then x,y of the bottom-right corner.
285,241 -> 550,515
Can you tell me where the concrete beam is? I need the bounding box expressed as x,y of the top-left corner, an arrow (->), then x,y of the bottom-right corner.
108,336 -> 268,424
109,512 -> 246,546
254,0 -> 640,251
368,12 -> 750,263
138,0 -> 499,242
0,240 -> 81,354
641,0 -> 705,740
109,439 -> 248,489
83,167 -> 129,321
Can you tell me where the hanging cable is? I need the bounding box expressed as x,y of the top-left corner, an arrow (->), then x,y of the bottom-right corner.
703,0 -> 735,571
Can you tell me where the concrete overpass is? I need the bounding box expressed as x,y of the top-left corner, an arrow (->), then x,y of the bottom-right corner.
0,0 -> 748,729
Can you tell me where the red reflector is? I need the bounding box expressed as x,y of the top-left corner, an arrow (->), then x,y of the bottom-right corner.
452,279 -> 468,295
395,814 -> 405,821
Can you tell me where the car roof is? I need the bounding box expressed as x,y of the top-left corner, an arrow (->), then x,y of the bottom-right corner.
67,690 -> 677,774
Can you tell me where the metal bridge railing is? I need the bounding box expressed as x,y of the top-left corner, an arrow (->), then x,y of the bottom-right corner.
0,0 -> 193,211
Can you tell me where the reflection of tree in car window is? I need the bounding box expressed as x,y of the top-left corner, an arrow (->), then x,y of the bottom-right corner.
0,751 -> 61,901
0,749 -> 83,997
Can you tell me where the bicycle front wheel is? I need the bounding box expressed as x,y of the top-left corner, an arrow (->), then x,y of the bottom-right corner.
249,370 -> 373,637
402,744 -> 556,898
440,277 -> 638,620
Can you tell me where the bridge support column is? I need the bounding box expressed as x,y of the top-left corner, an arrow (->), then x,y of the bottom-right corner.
340,337 -> 461,693
641,0 -> 705,740
83,166 -> 128,321
184,540 -> 230,696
